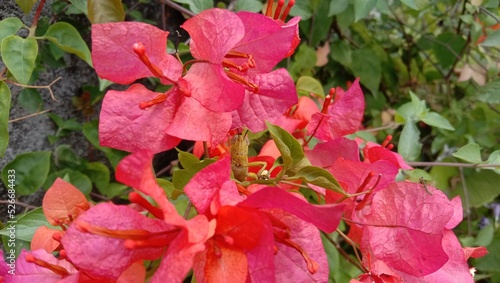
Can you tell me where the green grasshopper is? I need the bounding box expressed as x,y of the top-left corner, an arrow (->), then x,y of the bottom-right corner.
230,131 -> 269,182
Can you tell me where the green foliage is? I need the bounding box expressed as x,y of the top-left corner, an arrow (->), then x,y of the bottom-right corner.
1,151 -> 51,195
292,166 -> 343,194
1,36 -> 38,85
173,152 -> 216,190
42,22 -> 92,66
0,82 -> 11,157
87,0 -> 125,23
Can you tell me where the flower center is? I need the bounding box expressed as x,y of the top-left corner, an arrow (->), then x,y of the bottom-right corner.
222,50 -> 260,93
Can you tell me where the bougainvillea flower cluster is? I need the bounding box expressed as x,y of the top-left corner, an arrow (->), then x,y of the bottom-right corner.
3,1 -> 488,283
93,7 -> 299,153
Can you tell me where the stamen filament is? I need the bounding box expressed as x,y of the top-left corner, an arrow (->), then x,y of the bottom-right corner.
76,220 -> 180,241
133,42 -> 176,85
276,238 -> 319,274
25,254 -> 71,277
273,0 -> 285,20
265,0 -> 274,17
139,93 -> 167,110
280,0 -> 295,22
381,135 -> 393,148
226,71 -> 259,93
129,192 -> 164,220
355,172 -> 375,194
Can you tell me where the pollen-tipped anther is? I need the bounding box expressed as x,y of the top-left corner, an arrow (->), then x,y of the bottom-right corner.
226,71 -> 259,93
129,192 -> 164,219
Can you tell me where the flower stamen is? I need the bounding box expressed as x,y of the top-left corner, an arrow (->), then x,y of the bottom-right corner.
25,254 -> 71,277
226,71 -> 259,93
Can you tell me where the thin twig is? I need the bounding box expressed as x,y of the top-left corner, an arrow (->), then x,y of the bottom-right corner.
459,166 -> 472,236
6,77 -> 62,102
0,200 -> 37,209
321,231 -> 365,272
157,0 -> 195,17
9,109 -> 52,123
362,123 -> 400,132
408,161 -> 500,168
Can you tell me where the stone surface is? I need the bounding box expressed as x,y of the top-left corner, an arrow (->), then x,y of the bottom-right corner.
1,0 -> 98,219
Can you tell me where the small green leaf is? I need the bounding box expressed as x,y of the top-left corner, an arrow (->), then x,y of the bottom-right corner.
351,47 -> 381,95
172,0 -> 212,13
400,0 -> 419,10
398,120 -> 421,161
173,158 -> 217,190
234,0 -> 262,12
15,0 -> 38,13
330,40 -> 352,68
82,120 -> 128,169
293,166 -> 344,193
83,162 -> 110,191
44,169 -> 92,195
481,29 -> 500,47
0,208 -> 48,242
289,0 -> 313,20
329,0 -> 349,16
42,22 -> 92,66
486,150 -> 500,174
18,88 -> 43,113
420,112 -> 455,131
0,82 -> 11,157
296,76 -> 325,98
431,32 -> 466,69
266,122 -> 310,175
409,91 -> 426,117
100,182 -> 129,198
452,143 -> 483,163
2,151 -> 51,195
0,17 -> 24,46
477,79 -> 500,104
54,144 -> 81,168
1,35 -> 38,85
178,151 -> 201,169
289,44 -> 317,80
88,0 -> 125,23
69,0 -> 88,15
456,169 -> 500,207
354,0 -> 377,22
475,224 -> 494,246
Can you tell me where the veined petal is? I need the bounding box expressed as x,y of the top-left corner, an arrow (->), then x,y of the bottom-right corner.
99,84 -> 181,153
181,8 -> 245,63
92,22 -> 182,84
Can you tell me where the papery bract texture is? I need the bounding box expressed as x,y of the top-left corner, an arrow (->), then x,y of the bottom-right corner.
99,84 -> 181,153
92,22 -> 182,84
359,182 -> 456,277
307,79 -> 364,141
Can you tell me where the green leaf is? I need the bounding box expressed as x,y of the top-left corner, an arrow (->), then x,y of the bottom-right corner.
409,91 -> 426,117
456,169 -> 500,207
0,208 -> 49,242
83,162 -> 110,191
400,0 -> 419,10
82,120 -> 128,169
431,32 -> 466,69
0,18 -> 24,46
330,40 -> 352,68
18,88 -> 43,113
234,0 -> 262,12
99,182 -> 128,198
474,231 -> 500,272
296,76 -> 325,98
44,169 -> 92,195
293,166 -> 344,193
178,151 -> 201,169
481,29 -> 500,47
172,0 -> 212,13
354,0 -> 377,22
329,0 -> 349,16
42,22 -> 92,66
289,44 -> 317,80
173,157 -> 217,190
15,0 -> 38,13
310,0 -> 334,46
69,0 -> 88,15
0,82 -> 11,157
1,151 -> 51,195
266,122 -> 310,175
398,120 -> 421,161
477,79 -> 500,104
486,150 -> 500,174
452,143 -> 483,163
87,0 -> 125,23
290,0 -> 313,20
420,112 -> 455,131
351,47 -> 381,95
474,224 -> 494,246
1,35 -> 38,85
54,144 -> 81,168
